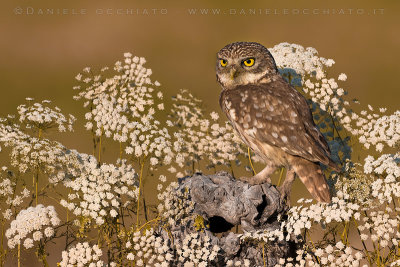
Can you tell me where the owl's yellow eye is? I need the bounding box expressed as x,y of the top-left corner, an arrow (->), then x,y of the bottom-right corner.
220,59 -> 228,67
243,58 -> 255,67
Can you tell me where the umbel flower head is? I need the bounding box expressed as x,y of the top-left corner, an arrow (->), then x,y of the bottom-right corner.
157,182 -> 194,227
175,232 -> 220,266
17,98 -> 75,134
0,119 -> 88,184
365,153 -> 400,204
73,52 -> 175,166
126,228 -> 173,266
284,193 -> 360,237
5,204 -> 60,249
59,242 -> 103,267
60,157 -> 138,225
0,103 -> 85,184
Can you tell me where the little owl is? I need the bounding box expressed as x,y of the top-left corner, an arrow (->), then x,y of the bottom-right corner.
216,42 -> 339,203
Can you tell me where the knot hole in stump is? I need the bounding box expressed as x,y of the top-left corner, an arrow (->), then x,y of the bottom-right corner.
208,216 -> 235,233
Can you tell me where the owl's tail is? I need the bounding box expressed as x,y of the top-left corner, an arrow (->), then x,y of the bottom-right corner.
292,159 -> 332,203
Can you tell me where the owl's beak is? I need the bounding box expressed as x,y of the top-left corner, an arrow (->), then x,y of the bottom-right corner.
230,68 -> 238,80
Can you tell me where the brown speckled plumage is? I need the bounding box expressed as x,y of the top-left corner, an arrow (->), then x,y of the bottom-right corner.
217,42 -> 338,203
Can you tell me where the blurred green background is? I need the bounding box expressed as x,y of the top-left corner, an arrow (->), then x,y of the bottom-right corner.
0,0 -> 399,265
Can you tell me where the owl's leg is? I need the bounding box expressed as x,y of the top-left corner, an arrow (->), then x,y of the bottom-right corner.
278,169 -> 296,206
238,163 -> 276,185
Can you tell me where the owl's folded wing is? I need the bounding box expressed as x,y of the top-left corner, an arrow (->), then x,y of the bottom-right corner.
220,82 -> 338,170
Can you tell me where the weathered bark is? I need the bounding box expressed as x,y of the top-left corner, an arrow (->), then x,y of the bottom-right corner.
164,171 -> 298,267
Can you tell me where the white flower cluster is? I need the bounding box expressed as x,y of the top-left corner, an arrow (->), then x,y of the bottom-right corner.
61,158 -> 138,225
157,182 -> 194,227
358,207 -> 400,250
347,107 -> 399,152
270,42 -> 335,81
302,73 -> 346,115
10,138 -> 84,180
169,89 -> 248,174
277,242 -> 364,267
17,99 -> 75,133
308,242 -> 364,267
364,154 -> 400,204
0,168 -> 30,220
126,228 -> 172,267
175,232 -> 220,267
59,242 -> 103,267
6,205 -> 60,249
0,116 -> 85,183
284,193 -> 360,237
74,53 -> 175,166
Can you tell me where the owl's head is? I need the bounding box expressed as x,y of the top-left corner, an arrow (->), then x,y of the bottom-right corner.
216,42 -> 278,89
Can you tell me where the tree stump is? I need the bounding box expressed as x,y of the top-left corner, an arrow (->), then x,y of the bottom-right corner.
164,171 -> 298,266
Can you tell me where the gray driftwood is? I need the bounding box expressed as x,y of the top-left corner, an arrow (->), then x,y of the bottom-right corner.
163,171 -> 297,267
